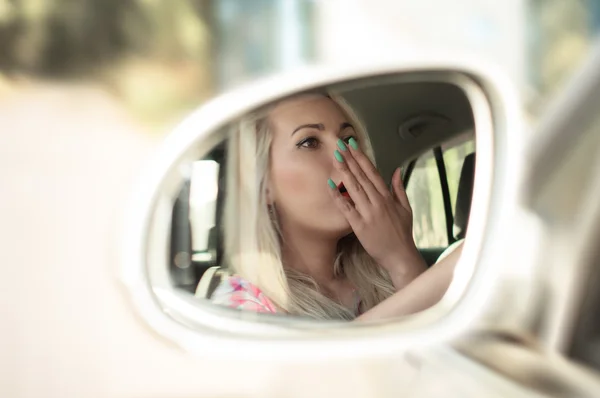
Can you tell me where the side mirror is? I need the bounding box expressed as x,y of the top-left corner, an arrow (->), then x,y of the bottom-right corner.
121,55 -> 523,358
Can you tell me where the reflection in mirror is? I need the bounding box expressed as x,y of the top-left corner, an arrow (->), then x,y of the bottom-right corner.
163,73 -> 482,323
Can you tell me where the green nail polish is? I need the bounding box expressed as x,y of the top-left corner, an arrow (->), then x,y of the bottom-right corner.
327,178 -> 336,189
334,150 -> 344,162
349,137 -> 359,150
337,139 -> 347,151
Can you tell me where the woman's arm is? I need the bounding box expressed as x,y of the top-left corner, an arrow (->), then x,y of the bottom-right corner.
356,243 -> 463,321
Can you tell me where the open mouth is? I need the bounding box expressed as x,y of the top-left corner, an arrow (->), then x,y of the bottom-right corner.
337,182 -> 350,198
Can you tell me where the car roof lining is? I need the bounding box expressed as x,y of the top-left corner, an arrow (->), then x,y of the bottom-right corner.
339,80 -> 475,183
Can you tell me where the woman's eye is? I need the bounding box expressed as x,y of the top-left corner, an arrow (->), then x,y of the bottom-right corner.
297,137 -> 319,149
343,136 -> 357,144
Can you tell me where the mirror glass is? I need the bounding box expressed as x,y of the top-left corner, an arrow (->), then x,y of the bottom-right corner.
152,71 -> 486,325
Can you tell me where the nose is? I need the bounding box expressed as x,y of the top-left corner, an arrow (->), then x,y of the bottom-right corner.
324,137 -> 344,183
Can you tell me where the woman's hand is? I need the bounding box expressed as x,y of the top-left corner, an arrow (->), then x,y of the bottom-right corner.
356,242 -> 463,321
328,138 -> 427,289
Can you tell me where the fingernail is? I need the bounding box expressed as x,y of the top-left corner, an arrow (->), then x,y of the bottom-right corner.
349,137 -> 359,150
334,150 -> 344,163
337,139 -> 347,151
327,178 -> 337,189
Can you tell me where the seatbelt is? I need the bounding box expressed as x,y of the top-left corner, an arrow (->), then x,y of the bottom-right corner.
195,266 -> 231,299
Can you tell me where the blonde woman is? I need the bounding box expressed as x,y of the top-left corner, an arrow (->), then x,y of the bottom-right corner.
207,93 -> 463,321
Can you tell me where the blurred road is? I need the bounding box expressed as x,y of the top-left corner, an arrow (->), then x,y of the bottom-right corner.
0,82 -> 160,396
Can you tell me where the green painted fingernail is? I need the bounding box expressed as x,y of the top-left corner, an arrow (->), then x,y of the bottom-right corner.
349,137 -> 359,150
337,139 -> 347,151
334,150 -> 344,162
327,178 -> 336,189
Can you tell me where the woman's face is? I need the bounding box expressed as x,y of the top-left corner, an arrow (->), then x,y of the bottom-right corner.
267,95 -> 360,238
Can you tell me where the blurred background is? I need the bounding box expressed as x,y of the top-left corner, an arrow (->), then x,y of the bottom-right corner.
1,0 -> 599,132
0,0 -> 316,133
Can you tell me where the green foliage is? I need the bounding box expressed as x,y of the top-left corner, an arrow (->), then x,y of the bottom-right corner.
0,0 -> 212,76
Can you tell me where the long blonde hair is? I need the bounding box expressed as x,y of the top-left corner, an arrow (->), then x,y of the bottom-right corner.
224,93 -> 395,320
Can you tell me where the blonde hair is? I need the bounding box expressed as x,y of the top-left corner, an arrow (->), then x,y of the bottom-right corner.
224,93 -> 395,320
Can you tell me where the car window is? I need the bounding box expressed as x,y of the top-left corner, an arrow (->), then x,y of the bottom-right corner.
406,150 -> 448,248
407,136 -> 475,249
189,160 -> 220,262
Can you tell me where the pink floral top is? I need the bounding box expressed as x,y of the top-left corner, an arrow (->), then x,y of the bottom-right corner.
210,275 -> 363,316
210,275 -> 278,313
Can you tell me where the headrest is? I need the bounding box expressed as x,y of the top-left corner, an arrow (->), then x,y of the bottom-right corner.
454,153 -> 475,239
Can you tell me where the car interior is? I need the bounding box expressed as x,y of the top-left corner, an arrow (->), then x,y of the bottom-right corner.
169,80 -> 477,294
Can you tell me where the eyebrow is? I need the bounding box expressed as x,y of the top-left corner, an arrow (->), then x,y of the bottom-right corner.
292,123 -> 324,135
340,122 -> 354,131
291,122 -> 354,136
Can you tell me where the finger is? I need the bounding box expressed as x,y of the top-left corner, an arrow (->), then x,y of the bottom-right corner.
332,154 -> 372,213
392,167 -> 411,212
335,141 -> 379,203
346,137 -> 389,197
327,178 -> 363,227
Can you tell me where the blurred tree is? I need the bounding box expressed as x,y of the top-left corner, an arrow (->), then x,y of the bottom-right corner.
0,0 -> 213,77
0,0 -> 316,132
527,0 -> 599,111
